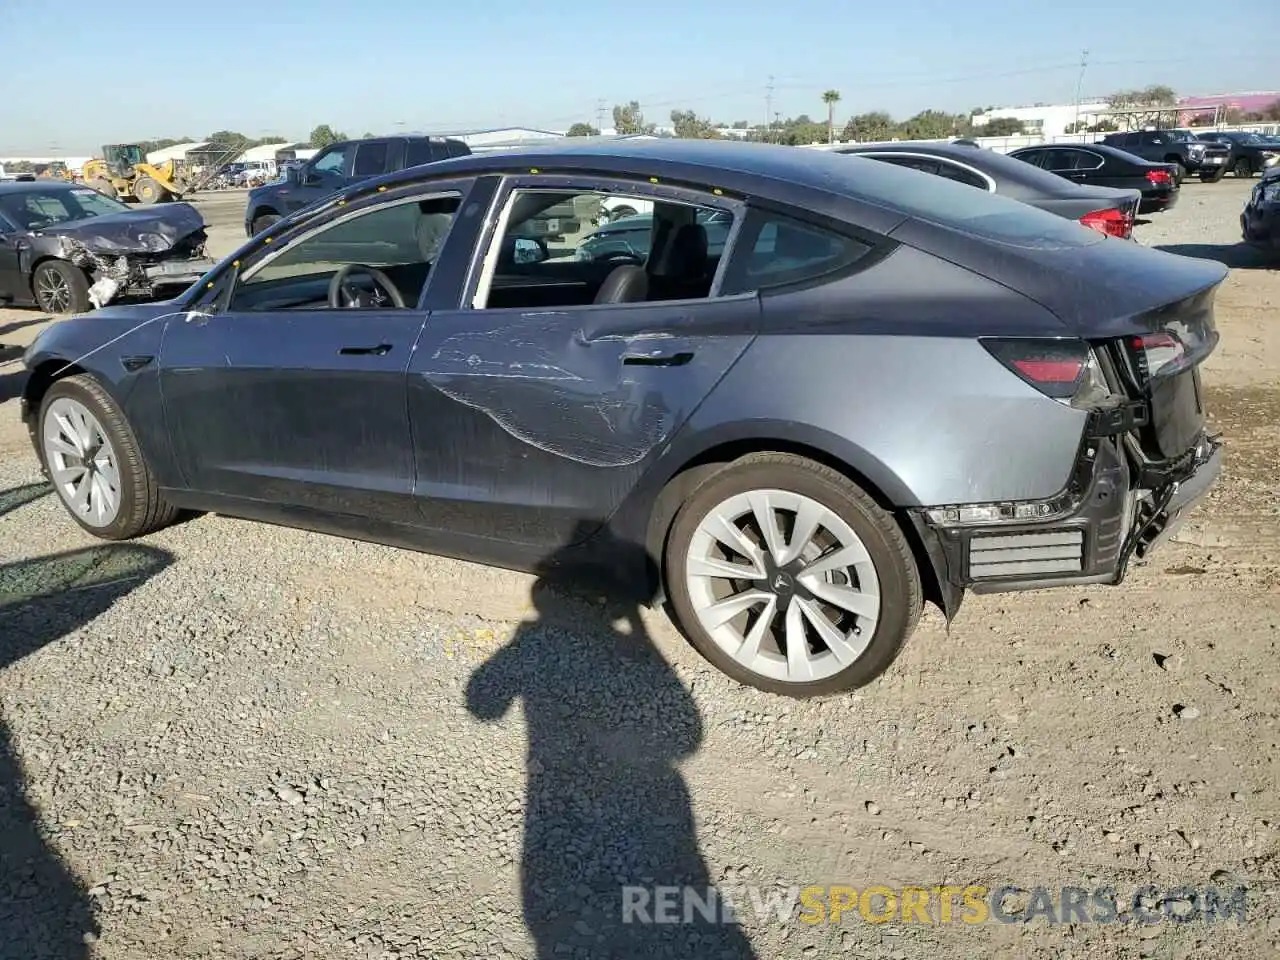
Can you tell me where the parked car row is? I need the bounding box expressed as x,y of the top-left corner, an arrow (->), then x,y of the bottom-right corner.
17,137 -> 1229,697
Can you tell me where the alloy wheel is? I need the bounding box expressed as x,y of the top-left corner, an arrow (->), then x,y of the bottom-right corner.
42,397 -> 122,528
683,488 -> 881,684
35,269 -> 71,313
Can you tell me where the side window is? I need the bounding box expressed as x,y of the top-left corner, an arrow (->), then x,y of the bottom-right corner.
1012,149 -> 1046,167
720,210 -> 872,296
1041,149 -> 1081,170
1077,151 -> 1105,170
872,155 -> 940,175
228,192 -> 462,312
405,140 -> 441,168
475,188 -> 735,310
933,160 -> 990,190
310,144 -> 350,179
353,141 -> 390,177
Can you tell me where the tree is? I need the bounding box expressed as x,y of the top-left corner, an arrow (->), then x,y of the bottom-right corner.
822,90 -> 841,144
565,122 -> 599,137
981,116 -> 1024,137
611,102 -> 655,136
899,109 -> 964,140
731,120 -> 749,129
842,111 -> 896,143
670,109 -> 718,139
308,124 -> 348,149
362,132 -> 376,139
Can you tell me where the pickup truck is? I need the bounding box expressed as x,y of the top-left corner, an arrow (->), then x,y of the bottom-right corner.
1099,130 -> 1231,182
1193,131 -> 1280,179
244,135 -> 471,236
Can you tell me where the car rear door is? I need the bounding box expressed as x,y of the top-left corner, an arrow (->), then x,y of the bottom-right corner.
403,174 -> 761,549
0,212 -> 26,303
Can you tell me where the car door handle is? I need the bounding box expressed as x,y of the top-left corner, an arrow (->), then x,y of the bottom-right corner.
621,350 -> 694,367
339,343 -> 392,356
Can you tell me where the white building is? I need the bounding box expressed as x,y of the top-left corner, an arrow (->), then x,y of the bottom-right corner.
972,100 -> 1111,138
146,141 -> 208,165
430,127 -> 566,148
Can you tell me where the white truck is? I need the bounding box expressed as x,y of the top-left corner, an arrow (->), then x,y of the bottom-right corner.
0,163 -> 36,182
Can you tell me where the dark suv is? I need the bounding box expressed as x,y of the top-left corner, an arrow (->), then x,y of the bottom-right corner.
1100,129 -> 1231,182
244,135 -> 470,236
1193,131 -> 1279,179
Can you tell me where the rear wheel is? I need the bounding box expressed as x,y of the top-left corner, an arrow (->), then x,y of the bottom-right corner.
38,375 -> 179,540
1199,167 -> 1226,183
1233,157 -> 1253,178
608,204 -> 638,220
664,452 -> 921,697
89,177 -> 117,198
32,260 -> 90,315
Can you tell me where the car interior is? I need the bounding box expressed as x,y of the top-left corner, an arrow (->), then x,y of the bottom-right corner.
226,195 -> 462,312
480,191 -> 729,310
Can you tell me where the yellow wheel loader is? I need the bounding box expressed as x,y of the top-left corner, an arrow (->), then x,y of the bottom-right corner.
83,144 -> 187,204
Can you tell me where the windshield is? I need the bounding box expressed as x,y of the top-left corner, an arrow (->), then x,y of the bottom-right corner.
0,187 -> 131,230
1233,133 -> 1264,144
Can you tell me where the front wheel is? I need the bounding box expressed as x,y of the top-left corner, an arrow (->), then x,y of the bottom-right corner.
664,452 -> 922,697
1233,157 -> 1253,178
1199,167 -> 1226,183
38,375 -> 180,540
250,212 -> 281,235
32,260 -> 90,315
133,176 -> 163,204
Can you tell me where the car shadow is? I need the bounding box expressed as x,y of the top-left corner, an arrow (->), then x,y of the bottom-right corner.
465,523 -> 757,959
0,365 -> 28,405
1154,242 -> 1277,269
0,485 -> 175,957
0,316 -> 50,337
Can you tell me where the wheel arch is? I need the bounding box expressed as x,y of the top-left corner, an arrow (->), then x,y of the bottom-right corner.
635,425 -> 950,617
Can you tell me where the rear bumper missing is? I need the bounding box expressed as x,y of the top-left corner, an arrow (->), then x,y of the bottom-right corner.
911,432 -> 1223,598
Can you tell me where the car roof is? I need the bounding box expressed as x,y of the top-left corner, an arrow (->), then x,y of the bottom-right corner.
1013,141 -> 1150,163
362,137 -> 1078,216
0,180 -> 79,194
830,140 -> 1089,200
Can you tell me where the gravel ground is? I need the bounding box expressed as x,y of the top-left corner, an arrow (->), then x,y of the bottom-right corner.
0,179 -> 1278,960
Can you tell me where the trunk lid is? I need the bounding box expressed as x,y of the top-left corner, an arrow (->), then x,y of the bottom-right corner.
891,214 -> 1227,462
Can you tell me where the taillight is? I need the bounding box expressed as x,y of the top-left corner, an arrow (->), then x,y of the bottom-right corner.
981,337 -> 1100,401
1079,206 -> 1133,239
1146,169 -> 1173,186
1129,332 -> 1190,380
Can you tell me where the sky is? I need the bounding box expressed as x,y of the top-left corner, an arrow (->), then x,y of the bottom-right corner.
0,0 -> 1273,155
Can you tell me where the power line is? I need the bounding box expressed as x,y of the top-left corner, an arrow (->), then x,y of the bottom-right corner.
1073,49 -> 1089,133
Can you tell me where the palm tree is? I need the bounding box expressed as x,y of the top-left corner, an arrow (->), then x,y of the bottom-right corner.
822,89 -> 842,143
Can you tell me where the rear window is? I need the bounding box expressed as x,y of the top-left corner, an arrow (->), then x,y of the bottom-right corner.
406,140 -> 443,167
838,152 -> 1106,250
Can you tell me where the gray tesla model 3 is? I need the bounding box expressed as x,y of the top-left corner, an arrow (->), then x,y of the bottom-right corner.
18,138 -> 1225,696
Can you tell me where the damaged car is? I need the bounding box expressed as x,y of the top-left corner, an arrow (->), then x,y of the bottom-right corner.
0,181 -> 215,314
19,139 -> 1226,697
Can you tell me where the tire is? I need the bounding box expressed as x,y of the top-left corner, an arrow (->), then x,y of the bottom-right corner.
1172,162 -> 1186,184
37,374 -> 179,540
250,212 -> 281,235
133,176 -> 162,204
1233,157 -> 1253,178
608,205 -> 638,220
1199,168 -> 1226,183
31,260 -> 90,315
89,177 -> 117,198
663,452 -> 922,697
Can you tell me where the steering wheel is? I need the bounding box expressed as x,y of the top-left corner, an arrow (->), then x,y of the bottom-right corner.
327,263 -> 406,310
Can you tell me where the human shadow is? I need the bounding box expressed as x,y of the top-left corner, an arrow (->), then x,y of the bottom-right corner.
0,515 -> 174,958
1155,242 -> 1277,269
0,316 -> 49,337
466,524 -> 757,959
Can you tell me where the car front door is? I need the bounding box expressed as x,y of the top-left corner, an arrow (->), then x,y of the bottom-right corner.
158,178 -> 475,521
284,142 -> 355,213
404,176 -> 762,549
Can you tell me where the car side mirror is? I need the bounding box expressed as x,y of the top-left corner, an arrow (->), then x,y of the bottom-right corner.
302,171 -> 322,187
285,165 -> 301,184
512,237 -> 549,265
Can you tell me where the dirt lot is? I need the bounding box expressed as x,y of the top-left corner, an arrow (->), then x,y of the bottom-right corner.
0,180 -> 1277,960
